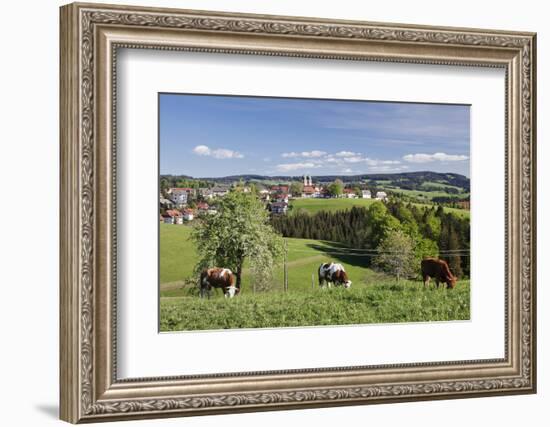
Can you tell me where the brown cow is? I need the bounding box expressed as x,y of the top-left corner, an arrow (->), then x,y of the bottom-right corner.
318,263 -> 352,289
199,268 -> 239,298
421,257 -> 457,289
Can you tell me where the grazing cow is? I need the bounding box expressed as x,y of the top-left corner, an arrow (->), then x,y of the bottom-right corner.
199,268 -> 238,298
421,257 -> 457,289
318,263 -> 352,289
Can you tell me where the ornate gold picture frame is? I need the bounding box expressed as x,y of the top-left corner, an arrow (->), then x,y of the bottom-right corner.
60,2 -> 536,423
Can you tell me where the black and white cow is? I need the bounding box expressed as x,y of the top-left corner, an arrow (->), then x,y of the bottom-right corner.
318,263 -> 352,289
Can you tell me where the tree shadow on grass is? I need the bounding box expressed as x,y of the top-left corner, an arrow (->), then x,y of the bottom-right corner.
305,241 -> 373,269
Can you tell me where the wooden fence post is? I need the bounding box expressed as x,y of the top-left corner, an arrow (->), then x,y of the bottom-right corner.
283,239 -> 288,292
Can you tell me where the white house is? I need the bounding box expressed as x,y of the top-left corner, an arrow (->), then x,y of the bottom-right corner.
168,188 -> 192,207
199,188 -> 213,199
270,202 -> 288,214
344,188 -> 357,199
163,209 -> 183,224
302,185 -> 321,198
362,190 -> 372,199
259,188 -> 270,200
159,197 -> 174,208
375,191 -> 388,201
182,209 -> 195,221
212,186 -> 229,197
274,193 -> 289,203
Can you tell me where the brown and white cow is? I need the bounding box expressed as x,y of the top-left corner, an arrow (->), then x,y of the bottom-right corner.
199,268 -> 239,298
318,263 -> 352,289
421,257 -> 457,289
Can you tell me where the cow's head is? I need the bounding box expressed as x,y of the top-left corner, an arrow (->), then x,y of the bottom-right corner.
446,275 -> 457,289
339,270 -> 352,288
225,286 -> 238,298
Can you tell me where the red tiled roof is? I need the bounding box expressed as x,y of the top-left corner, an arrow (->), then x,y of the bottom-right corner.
171,187 -> 193,192
271,185 -> 289,192
164,209 -> 182,217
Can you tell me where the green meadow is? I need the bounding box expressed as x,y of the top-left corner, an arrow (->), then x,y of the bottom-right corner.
159,224 -> 470,331
289,197 -> 469,218
289,197 -> 378,214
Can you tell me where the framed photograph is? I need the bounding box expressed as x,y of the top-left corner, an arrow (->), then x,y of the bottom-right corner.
60,2 -> 536,423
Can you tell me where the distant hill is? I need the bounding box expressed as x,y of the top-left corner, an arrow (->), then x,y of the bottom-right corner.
161,171 -> 470,193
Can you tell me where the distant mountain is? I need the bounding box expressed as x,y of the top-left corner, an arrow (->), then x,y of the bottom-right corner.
161,171 -> 470,192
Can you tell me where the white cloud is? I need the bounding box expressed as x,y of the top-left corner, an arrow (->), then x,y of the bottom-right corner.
281,150 -> 327,158
335,151 -> 359,157
402,152 -> 469,163
281,152 -> 298,158
192,145 -> 244,159
365,159 -> 401,166
275,162 -> 320,172
342,156 -> 365,164
192,145 -> 211,155
273,149 -> 404,173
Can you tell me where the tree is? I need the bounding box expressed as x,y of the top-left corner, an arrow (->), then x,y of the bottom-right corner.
290,181 -> 304,197
327,179 -> 344,197
373,229 -> 416,281
364,202 -> 401,249
160,178 -> 169,198
447,228 -> 464,278
191,191 -> 283,292
422,208 -> 442,241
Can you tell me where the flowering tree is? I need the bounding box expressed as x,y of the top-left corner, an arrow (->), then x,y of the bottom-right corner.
373,229 -> 416,281
191,190 -> 283,292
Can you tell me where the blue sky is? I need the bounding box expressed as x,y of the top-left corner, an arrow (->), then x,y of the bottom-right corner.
159,94 -> 470,178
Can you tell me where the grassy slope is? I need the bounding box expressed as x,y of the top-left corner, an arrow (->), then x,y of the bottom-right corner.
419,181 -> 465,190
290,197 -> 377,214
290,198 -> 470,218
159,224 -> 470,331
159,224 -> 198,284
386,187 -> 469,201
160,225 -> 380,295
161,281 -> 470,331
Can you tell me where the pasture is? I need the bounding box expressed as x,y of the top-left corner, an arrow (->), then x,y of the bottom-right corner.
289,197 -> 470,219
161,281 -> 470,331
385,187 -> 469,202
159,224 -> 470,331
290,197 -> 378,214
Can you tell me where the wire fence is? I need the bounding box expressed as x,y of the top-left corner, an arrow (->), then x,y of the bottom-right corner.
278,241 -> 470,292
284,242 -> 470,257
286,250 -> 470,257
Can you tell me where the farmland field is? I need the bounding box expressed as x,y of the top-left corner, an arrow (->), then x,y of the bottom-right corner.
159,224 -> 470,331
289,197 -> 378,214
289,198 -> 469,218
385,187 -> 469,201
160,224 -> 385,295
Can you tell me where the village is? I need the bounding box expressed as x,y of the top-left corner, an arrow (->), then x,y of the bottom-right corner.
159,174 -> 389,224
